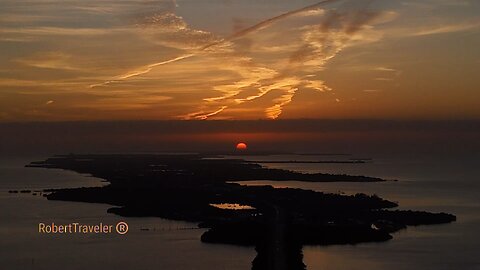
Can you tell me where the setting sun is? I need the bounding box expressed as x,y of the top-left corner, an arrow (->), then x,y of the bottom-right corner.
236,142 -> 248,150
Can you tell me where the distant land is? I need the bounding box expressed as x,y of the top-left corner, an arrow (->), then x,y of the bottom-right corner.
26,154 -> 455,270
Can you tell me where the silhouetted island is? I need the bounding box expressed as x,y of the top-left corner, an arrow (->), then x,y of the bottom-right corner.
27,154 -> 455,270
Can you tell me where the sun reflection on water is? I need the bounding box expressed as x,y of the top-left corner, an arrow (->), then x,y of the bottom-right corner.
209,203 -> 255,210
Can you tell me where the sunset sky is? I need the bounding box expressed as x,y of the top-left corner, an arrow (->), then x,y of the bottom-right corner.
1,0 -> 479,121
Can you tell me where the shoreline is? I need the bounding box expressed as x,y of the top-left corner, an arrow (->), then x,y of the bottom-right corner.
26,154 -> 456,270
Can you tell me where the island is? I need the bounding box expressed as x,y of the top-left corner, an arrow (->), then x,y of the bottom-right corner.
27,154 -> 456,270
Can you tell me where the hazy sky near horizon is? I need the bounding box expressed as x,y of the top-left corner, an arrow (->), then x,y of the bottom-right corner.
2,120 -> 479,155
1,0 -> 479,121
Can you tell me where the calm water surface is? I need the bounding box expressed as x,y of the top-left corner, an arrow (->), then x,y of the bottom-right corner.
237,154 -> 480,270
1,154 -> 479,269
0,157 -> 254,270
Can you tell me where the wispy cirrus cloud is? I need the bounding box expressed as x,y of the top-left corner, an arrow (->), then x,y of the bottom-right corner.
3,0 -> 392,120
178,1 -> 392,119
227,10 -> 387,116
411,21 -> 480,36
180,106 -> 228,120
91,0 -> 376,120
1,0 -> 479,121
15,52 -> 81,71
89,0 -> 342,89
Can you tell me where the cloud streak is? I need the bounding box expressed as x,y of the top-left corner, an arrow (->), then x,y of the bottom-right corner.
89,0 -> 343,89
412,21 -> 480,36
89,54 -> 195,88
196,4 -> 385,119
181,106 -> 228,120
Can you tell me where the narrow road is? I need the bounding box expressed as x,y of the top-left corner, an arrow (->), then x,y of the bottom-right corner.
267,205 -> 288,270
253,203 -> 304,270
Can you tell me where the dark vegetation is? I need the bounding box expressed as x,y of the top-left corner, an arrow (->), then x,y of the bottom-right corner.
27,154 -> 456,270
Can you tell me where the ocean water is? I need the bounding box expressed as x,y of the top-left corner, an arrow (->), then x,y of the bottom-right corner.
237,154 -> 480,270
1,154 -> 479,270
0,157 -> 255,270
